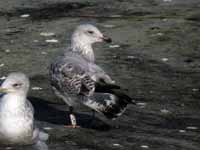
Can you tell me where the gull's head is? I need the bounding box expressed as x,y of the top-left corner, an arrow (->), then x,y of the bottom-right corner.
0,72 -> 30,96
71,24 -> 112,46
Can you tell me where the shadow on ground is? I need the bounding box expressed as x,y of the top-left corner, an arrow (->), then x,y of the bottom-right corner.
29,96 -> 111,131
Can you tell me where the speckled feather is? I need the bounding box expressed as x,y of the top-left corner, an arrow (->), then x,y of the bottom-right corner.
50,51 -> 95,97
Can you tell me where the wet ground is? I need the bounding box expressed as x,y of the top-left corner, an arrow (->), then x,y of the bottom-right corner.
0,0 -> 200,149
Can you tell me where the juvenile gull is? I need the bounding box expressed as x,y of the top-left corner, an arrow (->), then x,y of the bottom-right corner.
50,24 -> 135,127
0,73 -> 48,149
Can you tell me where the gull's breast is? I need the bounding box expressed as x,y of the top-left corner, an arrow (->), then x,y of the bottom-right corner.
0,107 -> 34,144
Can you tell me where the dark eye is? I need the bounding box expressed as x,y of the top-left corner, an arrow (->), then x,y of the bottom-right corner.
12,83 -> 22,88
88,30 -> 94,34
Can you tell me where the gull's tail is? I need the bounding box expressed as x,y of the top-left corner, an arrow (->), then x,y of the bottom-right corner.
83,82 -> 136,119
34,140 -> 48,150
33,128 -> 49,150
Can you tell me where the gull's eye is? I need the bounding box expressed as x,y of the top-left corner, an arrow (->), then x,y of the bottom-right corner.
12,83 -> 22,88
88,30 -> 94,34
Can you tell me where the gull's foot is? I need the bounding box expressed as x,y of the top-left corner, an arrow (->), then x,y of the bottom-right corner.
64,114 -> 80,128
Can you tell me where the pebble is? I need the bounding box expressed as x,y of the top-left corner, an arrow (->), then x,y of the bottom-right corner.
0,63 -> 5,68
137,102 -> 146,106
31,87 -> 43,90
109,45 -> 120,48
149,90 -> 154,94
179,130 -> 186,133
5,147 -> 13,150
40,32 -> 55,37
186,126 -> 198,130
137,102 -> 147,108
157,32 -> 164,36
192,88 -> 199,92
141,145 -> 149,149
110,15 -> 122,18
20,14 -> 30,18
102,24 -> 116,28
113,143 -> 122,147
43,127 -> 53,130
46,39 -> 59,43
41,51 -> 48,55
161,58 -> 169,62
162,18 -> 168,22
160,109 -> 170,114
33,40 -> 39,43
5,49 -> 10,53
127,55 -> 136,59
112,55 -> 118,58
151,32 -> 164,37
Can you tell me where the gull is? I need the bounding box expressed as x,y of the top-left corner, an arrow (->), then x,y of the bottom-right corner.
0,73 -> 48,149
50,24 -> 135,128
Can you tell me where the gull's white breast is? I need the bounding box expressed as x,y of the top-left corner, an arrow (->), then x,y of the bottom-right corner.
0,95 -> 33,144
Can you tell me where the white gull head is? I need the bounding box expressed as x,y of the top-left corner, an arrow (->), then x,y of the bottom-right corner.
70,24 -> 112,62
0,72 -> 30,97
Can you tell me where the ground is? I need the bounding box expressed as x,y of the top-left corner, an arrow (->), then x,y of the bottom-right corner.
0,0 -> 200,150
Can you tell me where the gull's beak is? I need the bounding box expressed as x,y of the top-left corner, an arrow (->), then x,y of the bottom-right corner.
0,87 -> 9,94
102,35 -> 112,43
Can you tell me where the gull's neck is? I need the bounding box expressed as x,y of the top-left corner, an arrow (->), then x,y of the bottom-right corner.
69,37 -> 95,62
1,93 -> 26,110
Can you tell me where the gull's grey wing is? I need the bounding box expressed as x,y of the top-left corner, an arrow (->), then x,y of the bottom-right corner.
50,54 -> 95,97
25,100 -> 34,128
26,100 -> 34,115
84,63 -> 136,119
88,63 -> 115,84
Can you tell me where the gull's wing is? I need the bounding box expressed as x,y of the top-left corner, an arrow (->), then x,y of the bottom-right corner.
85,63 -> 135,119
26,100 -> 34,115
88,63 -> 115,84
50,54 -> 95,97
83,80 -> 135,119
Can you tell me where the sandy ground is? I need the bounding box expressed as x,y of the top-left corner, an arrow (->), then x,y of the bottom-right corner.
0,0 -> 200,150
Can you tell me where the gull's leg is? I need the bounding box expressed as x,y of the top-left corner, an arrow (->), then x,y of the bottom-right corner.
69,106 -> 77,127
91,110 -> 95,121
87,110 -> 96,127
65,106 -> 80,128
52,87 -> 79,128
